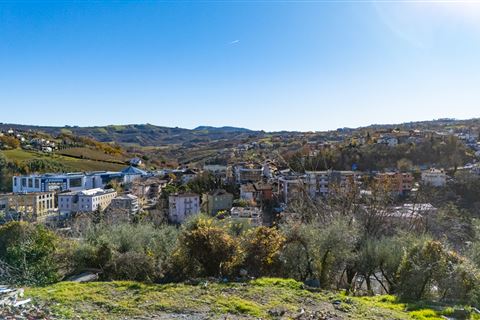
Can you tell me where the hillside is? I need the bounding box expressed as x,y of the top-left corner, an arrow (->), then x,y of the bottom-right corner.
2,149 -> 125,172
0,123 -> 264,147
23,278 -> 463,320
2,118 -> 479,145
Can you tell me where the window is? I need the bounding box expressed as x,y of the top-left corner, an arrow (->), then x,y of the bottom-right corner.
69,178 -> 82,188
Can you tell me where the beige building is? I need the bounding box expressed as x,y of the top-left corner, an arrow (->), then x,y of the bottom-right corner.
0,192 -> 56,219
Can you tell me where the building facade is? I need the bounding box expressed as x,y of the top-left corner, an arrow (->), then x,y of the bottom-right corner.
421,169 -> 447,187
12,167 -> 148,194
0,192 -> 56,218
305,170 -> 359,198
230,206 -> 263,227
375,172 -> 414,195
202,189 -> 233,216
168,193 -> 200,223
58,188 -> 117,214
108,194 -> 140,215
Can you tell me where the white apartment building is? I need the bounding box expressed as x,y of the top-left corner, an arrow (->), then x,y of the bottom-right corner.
421,169 -> 447,187
168,193 -> 200,224
58,188 -> 117,214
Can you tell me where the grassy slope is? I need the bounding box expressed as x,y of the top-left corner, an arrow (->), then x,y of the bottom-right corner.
25,278 -> 466,320
56,147 -> 126,164
3,149 -> 125,172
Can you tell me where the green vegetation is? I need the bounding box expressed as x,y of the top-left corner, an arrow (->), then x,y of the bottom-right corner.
287,135 -> 471,172
0,222 -> 62,285
24,278 -> 470,319
57,147 -> 126,164
3,149 -> 125,172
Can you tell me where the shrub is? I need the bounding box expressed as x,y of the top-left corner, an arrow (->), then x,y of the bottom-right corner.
73,223 -> 178,282
173,215 -> 241,278
105,251 -> 156,282
242,227 -> 285,277
0,222 -> 61,285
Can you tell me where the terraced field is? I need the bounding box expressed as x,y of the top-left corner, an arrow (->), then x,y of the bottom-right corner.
3,149 -> 126,172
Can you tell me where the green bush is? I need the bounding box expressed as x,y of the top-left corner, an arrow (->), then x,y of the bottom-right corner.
73,223 -> 178,282
0,222 -> 61,285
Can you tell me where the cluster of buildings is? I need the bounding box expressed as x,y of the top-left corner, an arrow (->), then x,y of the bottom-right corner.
163,159 -> 451,227
0,128 -> 57,152
0,150 -> 452,228
1,166 -> 153,223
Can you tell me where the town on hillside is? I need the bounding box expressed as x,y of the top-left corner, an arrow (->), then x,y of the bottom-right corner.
3,119 -> 480,319
1,119 -> 480,231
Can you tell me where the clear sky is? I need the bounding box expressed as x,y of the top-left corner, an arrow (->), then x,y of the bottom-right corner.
1,0 -> 479,131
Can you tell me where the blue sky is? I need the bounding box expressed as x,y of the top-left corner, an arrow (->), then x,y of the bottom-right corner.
1,1 -> 479,131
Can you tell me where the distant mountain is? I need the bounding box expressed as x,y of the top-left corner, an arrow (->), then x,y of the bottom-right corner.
0,123 -> 262,147
193,126 -> 252,133
1,117 -> 479,147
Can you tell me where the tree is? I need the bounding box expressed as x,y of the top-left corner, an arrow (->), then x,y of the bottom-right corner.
173,215 -> 241,278
0,152 -> 8,191
280,217 -> 358,288
428,203 -> 474,250
397,240 -> 456,301
396,158 -> 413,173
186,172 -> 219,195
242,227 -> 285,277
0,136 -> 20,149
0,222 -> 61,285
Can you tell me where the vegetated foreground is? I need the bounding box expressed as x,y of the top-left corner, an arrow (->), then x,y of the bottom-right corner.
25,278 -> 466,320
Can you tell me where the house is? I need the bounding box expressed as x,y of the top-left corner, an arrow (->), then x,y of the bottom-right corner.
168,193 -> 200,223
230,206 -> 263,227
377,136 -> 398,147
129,157 -> 143,167
421,169 -> 447,187
202,189 -> 233,215
240,183 -> 256,202
240,182 -> 273,205
180,169 -> 198,184
58,188 -> 117,215
108,194 -> 140,215
203,164 -> 228,174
